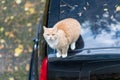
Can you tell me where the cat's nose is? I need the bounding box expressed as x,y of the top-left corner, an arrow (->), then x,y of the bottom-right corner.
51,37 -> 54,40
48,37 -> 53,40
51,37 -> 56,40
50,38 -> 53,40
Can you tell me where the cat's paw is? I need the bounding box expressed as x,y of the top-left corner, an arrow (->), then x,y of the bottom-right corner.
56,52 -> 61,58
62,53 -> 67,58
70,42 -> 76,50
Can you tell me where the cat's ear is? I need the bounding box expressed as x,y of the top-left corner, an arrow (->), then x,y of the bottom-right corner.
43,26 -> 47,30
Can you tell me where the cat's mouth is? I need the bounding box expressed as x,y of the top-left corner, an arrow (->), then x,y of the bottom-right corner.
48,37 -> 57,41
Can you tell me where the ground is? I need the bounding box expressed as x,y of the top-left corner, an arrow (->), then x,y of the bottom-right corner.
0,0 -> 45,80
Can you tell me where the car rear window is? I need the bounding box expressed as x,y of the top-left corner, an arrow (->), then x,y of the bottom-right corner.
60,0 -> 120,48
47,0 -> 120,57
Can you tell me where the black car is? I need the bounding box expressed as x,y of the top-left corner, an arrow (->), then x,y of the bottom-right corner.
29,0 -> 120,80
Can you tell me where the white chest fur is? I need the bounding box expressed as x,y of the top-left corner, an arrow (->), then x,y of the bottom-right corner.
46,39 -> 58,49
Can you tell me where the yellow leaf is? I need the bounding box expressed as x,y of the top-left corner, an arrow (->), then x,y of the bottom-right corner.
0,27 -> 4,32
15,0 -> 22,4
0,39 -> 5,43
9,32 -> 15,38
5,31 -> 9,36
4,17 -> 9,23
14,44 -> 23,57
3,6 -> 7,10
0,54 -> 2,58
116,6 -> 120,11
5,32 -> 15,38
1,1 -> 6,4
24,2 -> 34,11
26,64 -> 30,71
28,47 -> 32,52
14,48 -> 23,57
14,66 -> 18,71
41,0 -> 46,2
25,12 -> 30,15
0,44 -> 4,49
18,44 -> 23,49
24,7 -> 29,11
24,2 -> 35,12
28,28 -> 32,32
9,77 -> 14,80
10,16 -> 14,20
29,8 -> 35,14
27,23 -> 32,27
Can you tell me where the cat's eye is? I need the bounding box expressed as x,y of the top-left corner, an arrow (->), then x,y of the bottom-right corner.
52,34 -> 55,36
46,34 -> 50,36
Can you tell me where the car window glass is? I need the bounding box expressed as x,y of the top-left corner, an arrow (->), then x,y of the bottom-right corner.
48,0 -> 120,57
60,0 -> 120,48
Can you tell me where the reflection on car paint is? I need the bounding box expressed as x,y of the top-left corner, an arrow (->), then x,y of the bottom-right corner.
60,0 -> 120,48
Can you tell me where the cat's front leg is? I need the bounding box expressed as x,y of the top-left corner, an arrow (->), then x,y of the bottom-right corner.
56,49 -> 62,58
61,46 -> 69,58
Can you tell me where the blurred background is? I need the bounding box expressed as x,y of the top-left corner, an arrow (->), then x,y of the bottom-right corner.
0,0 -> 46,80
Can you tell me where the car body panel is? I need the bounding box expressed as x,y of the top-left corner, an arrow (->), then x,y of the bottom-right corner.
29,0 -> 120,80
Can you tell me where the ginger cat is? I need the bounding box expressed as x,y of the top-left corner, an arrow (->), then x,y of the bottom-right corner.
43,18 -> 81,58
